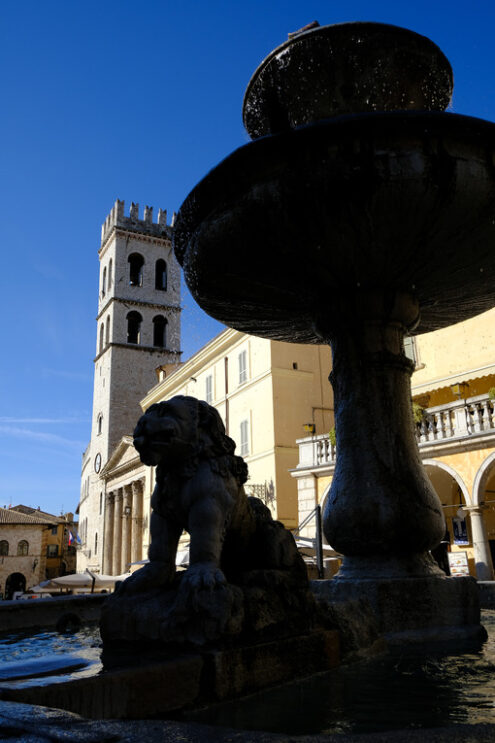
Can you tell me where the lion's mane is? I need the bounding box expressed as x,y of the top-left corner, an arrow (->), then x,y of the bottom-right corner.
144,396 -> 248,484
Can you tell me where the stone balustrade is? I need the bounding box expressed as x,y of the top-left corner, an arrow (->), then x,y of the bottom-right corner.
417,395 -> 495,444
296,394 -> 495,471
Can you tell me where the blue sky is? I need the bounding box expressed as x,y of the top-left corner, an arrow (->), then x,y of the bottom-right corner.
1,0 -> 495,517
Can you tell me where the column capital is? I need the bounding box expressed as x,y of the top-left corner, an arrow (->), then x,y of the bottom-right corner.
106,491 -> 115,505
114,488 -> 123,502
463,504 -> 487,514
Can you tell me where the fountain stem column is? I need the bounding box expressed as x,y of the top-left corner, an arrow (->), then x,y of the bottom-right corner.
322,291 -> 445,578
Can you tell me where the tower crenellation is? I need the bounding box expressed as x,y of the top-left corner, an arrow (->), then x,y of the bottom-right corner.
101,199 -> 174,246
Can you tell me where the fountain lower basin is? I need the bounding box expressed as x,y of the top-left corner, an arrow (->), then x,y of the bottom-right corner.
184,610 -> 495,737
0,611 -> 494,735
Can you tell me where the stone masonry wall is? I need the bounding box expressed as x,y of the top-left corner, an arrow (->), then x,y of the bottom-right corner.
0,524 -> 46,596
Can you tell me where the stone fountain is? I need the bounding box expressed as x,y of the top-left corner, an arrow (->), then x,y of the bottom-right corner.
174,22 -> 495,644
2,22 -> 494,736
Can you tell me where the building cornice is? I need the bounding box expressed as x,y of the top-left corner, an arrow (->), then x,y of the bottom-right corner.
94,344 -> 182,364
142,347 -> 278,411
412,362 -> 495,394
141,327 -> 246,407
96,295 -> 181,321
102,456 -> 144,482
99,226 -> 172,258
418,433 -> 495,459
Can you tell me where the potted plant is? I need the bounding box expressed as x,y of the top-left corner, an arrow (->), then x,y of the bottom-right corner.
412,402 -> 425,424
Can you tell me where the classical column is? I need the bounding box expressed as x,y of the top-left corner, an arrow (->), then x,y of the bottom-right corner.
131,479 -> 144,564
103,492 -> 115,574
467,506 -> 494,581
112,489 -> 123,575
121,484 -> 132,573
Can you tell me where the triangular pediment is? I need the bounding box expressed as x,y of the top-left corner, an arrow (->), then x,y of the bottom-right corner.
101,435 -> 141,478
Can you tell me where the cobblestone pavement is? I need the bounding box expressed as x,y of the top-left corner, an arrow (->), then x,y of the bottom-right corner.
2,700 -> 495,743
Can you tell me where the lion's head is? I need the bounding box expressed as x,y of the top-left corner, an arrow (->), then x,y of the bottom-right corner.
133,396 -> 248,483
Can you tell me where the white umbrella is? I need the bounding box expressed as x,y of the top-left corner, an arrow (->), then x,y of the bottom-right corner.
27,579 -> 59,592
29,571 -> 131,594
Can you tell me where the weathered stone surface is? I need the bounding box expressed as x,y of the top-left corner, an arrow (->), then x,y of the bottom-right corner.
0,654 -> 204,719
243,23 -> 453,138
313,575 -> 484,646
3,699 -> 495,742
0,594 -> 106,633
101,568 -> 316,650
312,595 -> 385,661
202,630 -> 340,702
1,631 -> 339,720
478,581 -> 495,609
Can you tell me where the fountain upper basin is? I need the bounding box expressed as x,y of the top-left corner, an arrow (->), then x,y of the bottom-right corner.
243,22 -> 453,139
174,110 -> 495,343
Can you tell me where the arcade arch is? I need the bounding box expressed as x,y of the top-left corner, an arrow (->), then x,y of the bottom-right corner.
424,459 -> 494,580
472,452 -> 495,570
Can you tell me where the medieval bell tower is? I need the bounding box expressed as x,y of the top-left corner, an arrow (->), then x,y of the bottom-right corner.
78,200 -> 182,572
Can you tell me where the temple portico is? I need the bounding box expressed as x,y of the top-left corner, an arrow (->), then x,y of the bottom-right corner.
102,478 -> 146,575
100,435 -> 152,575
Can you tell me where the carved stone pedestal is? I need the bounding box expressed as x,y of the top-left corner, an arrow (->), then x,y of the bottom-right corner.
100,569 -> 316,651
313,574 -> 485,648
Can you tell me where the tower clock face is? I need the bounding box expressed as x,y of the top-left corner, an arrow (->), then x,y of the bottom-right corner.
94,453 -> 102,473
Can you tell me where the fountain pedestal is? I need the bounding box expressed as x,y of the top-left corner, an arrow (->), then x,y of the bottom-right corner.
315,289 -> 483,644
313,573 -> 482,647
319,291 -> 445,572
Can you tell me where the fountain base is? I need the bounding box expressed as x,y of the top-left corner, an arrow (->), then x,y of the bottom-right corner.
0,629 -> 340,719
313,574 -> 485,647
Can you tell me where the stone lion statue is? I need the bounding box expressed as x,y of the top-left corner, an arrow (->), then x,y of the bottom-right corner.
118,395 -> 306,599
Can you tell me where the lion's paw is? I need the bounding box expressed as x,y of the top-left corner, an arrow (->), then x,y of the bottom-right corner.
181,562 -> 226,591
115,561 -> 175,596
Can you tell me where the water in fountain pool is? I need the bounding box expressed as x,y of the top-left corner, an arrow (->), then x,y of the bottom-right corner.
183,611 -> 495,736
0,625 -> 102,686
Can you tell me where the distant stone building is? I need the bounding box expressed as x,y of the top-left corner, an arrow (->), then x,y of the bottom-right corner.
78,200 -> 182,573
0,507 -> 76,598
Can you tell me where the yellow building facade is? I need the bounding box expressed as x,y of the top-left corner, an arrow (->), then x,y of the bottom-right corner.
293,308 -> 495,580
142,328 -> 333,529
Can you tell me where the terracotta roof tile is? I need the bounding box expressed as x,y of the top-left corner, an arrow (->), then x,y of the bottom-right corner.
0,507 -> 58,525
9,505 -> 63,523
